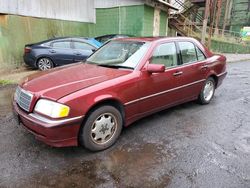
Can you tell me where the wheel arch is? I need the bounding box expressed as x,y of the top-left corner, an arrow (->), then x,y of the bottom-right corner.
86,98 -> 125,122
77,97 -> 125,146
207,74 -> 218,88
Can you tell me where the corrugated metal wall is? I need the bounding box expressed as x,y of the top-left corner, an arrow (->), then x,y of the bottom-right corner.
0,0 -> 95,23
95,0 -> 144,8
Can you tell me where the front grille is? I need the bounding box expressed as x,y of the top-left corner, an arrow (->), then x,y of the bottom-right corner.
15,86 -> 33,112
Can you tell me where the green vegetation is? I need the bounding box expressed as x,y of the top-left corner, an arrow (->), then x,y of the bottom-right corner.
211,39 -> 250,54
0,79 -> 14,86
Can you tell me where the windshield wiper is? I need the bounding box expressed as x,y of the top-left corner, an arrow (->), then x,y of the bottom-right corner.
98,64 -> 133,70
86,60 -> 97,64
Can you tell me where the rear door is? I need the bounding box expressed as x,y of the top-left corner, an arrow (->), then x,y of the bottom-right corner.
50,40 -> 75,65
72,41 -> 96,62
175,41 -> 208,100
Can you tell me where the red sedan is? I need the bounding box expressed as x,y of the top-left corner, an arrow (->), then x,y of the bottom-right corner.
13,37 -> 227,151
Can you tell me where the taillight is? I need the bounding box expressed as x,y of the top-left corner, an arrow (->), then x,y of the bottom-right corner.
24,47 -> 31,53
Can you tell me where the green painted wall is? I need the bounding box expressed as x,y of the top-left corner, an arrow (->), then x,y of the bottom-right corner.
143,5 -> 154,36
0,15 -> 94,69
119,6 -> 144,36
94,5 -> 145,36
94,8 -> 119,36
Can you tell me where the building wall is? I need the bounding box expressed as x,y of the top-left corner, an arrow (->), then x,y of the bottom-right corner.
0,0 -> 95,23
143,5 -> 154,36
94,0 -> 144,8
94,5 -> 145,36
0,15 -> 94,69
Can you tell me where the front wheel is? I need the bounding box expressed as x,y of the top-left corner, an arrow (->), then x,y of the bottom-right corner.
198,77 -> 215,104
37,57 -> 54,71
79,105 -> 123,151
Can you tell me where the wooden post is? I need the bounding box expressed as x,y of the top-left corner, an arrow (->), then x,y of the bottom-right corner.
222,0 -> 230,36
201,0 -> 211,44
214,0 -> 222,35
208,0 -> 216,49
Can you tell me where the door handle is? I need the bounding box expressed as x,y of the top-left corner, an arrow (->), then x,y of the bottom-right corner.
49,50 -> 56,53
201,64 -> 209,69
173,71 -> 183,76
74,52 -> 81,55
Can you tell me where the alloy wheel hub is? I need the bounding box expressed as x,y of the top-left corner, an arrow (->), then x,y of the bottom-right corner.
91,113 -> 116,144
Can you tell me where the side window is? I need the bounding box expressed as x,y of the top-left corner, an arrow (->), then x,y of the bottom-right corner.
52,41 -> 71,49
179,42 -> 197,64
74,42 -> 95,50
151,42 -> 178,67
196,46 -> 206,61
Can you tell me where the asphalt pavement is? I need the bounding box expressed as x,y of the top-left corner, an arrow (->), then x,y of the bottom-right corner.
0,60 -> 250,188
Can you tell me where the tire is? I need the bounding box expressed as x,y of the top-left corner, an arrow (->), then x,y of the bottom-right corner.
79,105 -> 123,151
198,77 -> 215,104
37,57 -> 54,71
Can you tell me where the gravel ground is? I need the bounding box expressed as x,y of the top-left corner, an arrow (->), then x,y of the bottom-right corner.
0,61 -> 250,188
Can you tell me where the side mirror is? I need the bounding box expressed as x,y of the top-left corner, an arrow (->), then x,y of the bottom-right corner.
92,49 -> 97,53
147,64 -> 165,73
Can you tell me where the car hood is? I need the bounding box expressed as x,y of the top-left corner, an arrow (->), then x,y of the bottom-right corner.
21,63 -> 131,100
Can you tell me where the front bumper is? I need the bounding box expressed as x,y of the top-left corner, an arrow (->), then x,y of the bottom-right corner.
13,101 -> 83,147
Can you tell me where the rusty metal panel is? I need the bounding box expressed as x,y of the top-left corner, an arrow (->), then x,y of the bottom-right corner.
0,0 -> 95,23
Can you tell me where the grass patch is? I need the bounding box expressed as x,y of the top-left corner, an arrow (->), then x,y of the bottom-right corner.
0,80 -> 14,86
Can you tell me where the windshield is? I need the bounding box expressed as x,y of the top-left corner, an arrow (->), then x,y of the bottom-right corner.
86,40 -> 150,69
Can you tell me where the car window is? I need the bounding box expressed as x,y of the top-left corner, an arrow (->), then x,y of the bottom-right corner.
87,41 -> 149,69
196,46 -> 206,61
151,42 -> 178,68
95,36 -> 113,43
179,42 -> 197,64
74,42 -> 95,50
52,41 -> 71,49
41,42 -> 51,47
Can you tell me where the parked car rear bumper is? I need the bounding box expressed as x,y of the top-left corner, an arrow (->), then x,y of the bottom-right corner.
216,71 -> 227,88
23,54 -> 37,68
13,101 -> 83,147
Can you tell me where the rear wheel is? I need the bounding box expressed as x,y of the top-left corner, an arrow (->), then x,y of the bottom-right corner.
198,77 -> 215,104
79,105 -> 123,151
37,57 -> 53,71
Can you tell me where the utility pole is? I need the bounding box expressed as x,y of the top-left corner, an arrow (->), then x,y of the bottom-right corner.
222,0 -> 230,36
208,0 -> 216,49
214,0 -> 222,35
201,0 -> 211,44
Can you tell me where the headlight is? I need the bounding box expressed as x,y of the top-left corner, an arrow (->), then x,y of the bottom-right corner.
34,99 -> 70,118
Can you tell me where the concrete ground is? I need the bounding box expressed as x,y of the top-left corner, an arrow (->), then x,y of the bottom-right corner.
0,60 -> 250,188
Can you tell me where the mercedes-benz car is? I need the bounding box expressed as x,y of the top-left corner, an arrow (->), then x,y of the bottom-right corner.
13,37 -> 227,151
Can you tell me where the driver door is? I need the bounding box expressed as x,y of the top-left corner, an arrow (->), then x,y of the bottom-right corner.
138,42 -> 185,114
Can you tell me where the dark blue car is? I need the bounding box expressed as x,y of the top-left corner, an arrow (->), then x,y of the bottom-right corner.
23,37 -> 102,70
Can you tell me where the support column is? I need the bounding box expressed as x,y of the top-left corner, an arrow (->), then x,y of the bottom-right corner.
214,0 -> 222,35
153,8 -> 160,36
201,0 -> 211,44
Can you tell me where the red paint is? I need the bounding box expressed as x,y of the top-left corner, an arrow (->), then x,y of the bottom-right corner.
13,37 -> 227,147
